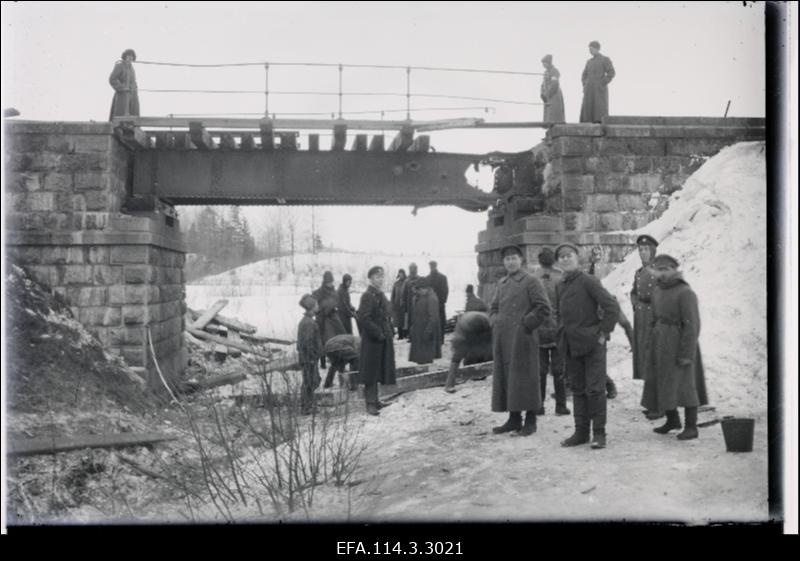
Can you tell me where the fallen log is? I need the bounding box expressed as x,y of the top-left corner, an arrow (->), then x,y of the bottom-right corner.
240,332 -> 295,346
395,364 -> 431,378
188,307 -> 257,334
8,432 -> 178,457
180,372 -> 248,393
191,300 -> 228,330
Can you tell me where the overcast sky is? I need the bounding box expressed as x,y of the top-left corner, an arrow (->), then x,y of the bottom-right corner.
1,1 -> 767,254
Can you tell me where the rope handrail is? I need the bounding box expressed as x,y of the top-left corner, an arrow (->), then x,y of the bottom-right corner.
139,89 -> 542,106
166,106 -> 497,117
136,59 -> 542,76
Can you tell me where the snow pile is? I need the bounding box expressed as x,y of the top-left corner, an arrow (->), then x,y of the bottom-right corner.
187,251 -> 480,340
603,141 -> 767,414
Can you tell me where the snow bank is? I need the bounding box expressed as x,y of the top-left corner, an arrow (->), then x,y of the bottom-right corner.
603,141 -> 767,414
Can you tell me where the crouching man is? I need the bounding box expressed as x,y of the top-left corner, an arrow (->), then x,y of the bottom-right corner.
444,311 -> 493,393
643,254 -> 708,440
554,243 -> 619,449
323,333 -> 360,391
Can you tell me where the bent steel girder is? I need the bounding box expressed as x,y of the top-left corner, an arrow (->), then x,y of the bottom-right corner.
131,151 -> 495,211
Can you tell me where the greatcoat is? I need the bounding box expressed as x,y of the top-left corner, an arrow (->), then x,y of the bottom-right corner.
356,285 -> 397,386
579,53 -> 615,123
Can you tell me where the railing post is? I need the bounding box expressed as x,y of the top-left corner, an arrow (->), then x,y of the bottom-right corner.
338,64 -> 344,119
406,66 -> 411,121
264,63 -> 270,117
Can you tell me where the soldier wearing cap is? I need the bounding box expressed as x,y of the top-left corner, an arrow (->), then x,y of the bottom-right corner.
553,243 -> 619,449
356,266 -> 397,416
632,234 -> 662,419
489,244 -> 551,437
297,294 -> 322,415
579,40 -> 615,123
643,254 -> 708,441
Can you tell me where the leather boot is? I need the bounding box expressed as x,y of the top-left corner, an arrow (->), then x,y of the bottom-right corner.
653,409 -> 682,434
561,394 -> 590,446
590,433 -> 607,449
492,412 -> 522,434
561,429 -> 590,447
555,404 -> 571,416
518,412 -> 537,436
587,392 -> 607,440
366,403 -> 380,416
677,406 -> 699,440
606,377 -> 618,399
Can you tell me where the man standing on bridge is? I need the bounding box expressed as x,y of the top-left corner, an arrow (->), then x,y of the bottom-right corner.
540,54 -> 565,123
579,41 -> 615,124
109,49 -> 140,120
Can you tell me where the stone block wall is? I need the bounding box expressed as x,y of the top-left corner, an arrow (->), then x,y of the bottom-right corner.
4,121 -> 187,384
476,116 -> 766,282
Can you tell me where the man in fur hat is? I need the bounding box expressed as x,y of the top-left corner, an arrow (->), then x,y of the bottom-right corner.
109,49 -> 140,120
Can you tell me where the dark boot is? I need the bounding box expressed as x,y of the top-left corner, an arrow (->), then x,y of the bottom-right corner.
645,410 -> 665,420
606,377 -> 617,399
561,394 -> 590,446
590,433 -> 607,449
536,406 -> 545,416
555,404 -> 571,415
653,409 -> 682,434
518,412 -> 537,436
677,406 -> 699,440
492,412 -> 522,434
587,392 -> 607,442
366,403 -> 380,416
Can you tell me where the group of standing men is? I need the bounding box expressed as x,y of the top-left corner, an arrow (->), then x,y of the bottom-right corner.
488,236 -> 708,450
540,40 -> 616,124
389,261 -> 449,366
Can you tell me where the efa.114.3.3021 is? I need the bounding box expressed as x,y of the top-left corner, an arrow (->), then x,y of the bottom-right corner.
336,542 -> 463,555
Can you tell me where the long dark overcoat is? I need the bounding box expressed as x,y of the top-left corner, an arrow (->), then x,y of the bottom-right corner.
490,270 -> 550,412
541,66 -> 565,123
579,54 -> 615,123
109,60 -> 140,120
390,278 -> 406,330
401,274 -> 422,330
427,270 -> 449,328
356,285 -> 396,386
312,284 -> 346,343
408,290 -> 442,364
641,275 -> 708,412
534,266 -> 563,347
297,313 -> 322,389
337,283 -> 356,334
630,265 -> 656,380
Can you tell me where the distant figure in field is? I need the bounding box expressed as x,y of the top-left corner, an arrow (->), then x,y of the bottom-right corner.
408,278 -> 443,365
323,333 -> 360,391
296,294 -> 322,415
464,284 -> 489,313
109,49 -> 140,120
540,54 -> 565,123
356,266 -> 397,416
427,260 -> 449,333
402,263 -> 422,336
390,269 -> 408,339
337,274 -> 357,335
444,311 -> 493,394
579,40 -> 615,124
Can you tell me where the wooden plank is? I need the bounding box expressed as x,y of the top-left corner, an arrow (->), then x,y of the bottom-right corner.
307,134 -> 320,152
414,118 -> 484,132
368,134 -> 385,152
259,121 -> 274,151
389,126 -> 414,151
189,121 -> 217,150
115,124 -> 150,150
379,361 -> 492,397
240,333 -> 294,345
191,299 -> 229,330
219,133 -> 238,150
395,364 -> 431,378
351,134 -> 368,151
188,327 -> 278,360
240,133 -> 255,151
8,432 -> 178,457
407,135 -> 430,152
188,307 -> 257,334
331,123 -> 347,151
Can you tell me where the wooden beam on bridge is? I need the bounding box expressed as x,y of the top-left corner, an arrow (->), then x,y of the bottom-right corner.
389,125 -> 414,152
331,123 -> 347,151
308,134 -> 320,152
154,131 -> 171,149
240,133 -> 255,151
219,133 -> 238,150
351,134 -> 368,151
189,121 -> 216,150
407,135 -> 430,152
259,122 -> 274,151
277,131 -> 299,150
169,132 -> 195,150
115,124 -> 150,150
369,135 -> 385,152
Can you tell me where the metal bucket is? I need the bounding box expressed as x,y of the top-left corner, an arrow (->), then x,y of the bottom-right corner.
720,417 -> 755,453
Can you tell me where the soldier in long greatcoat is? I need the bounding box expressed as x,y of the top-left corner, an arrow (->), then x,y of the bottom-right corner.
631,235 -> 661,419
337,274 -> 357,335
540,54 -> 565,123
490,245 -> 551,437
408,278 -> 442,365
642,255 -> 708,441
313,271 -> 346,367
109,49 -> 140,120
356,266 -> 396,416
579,40 -> 615,123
